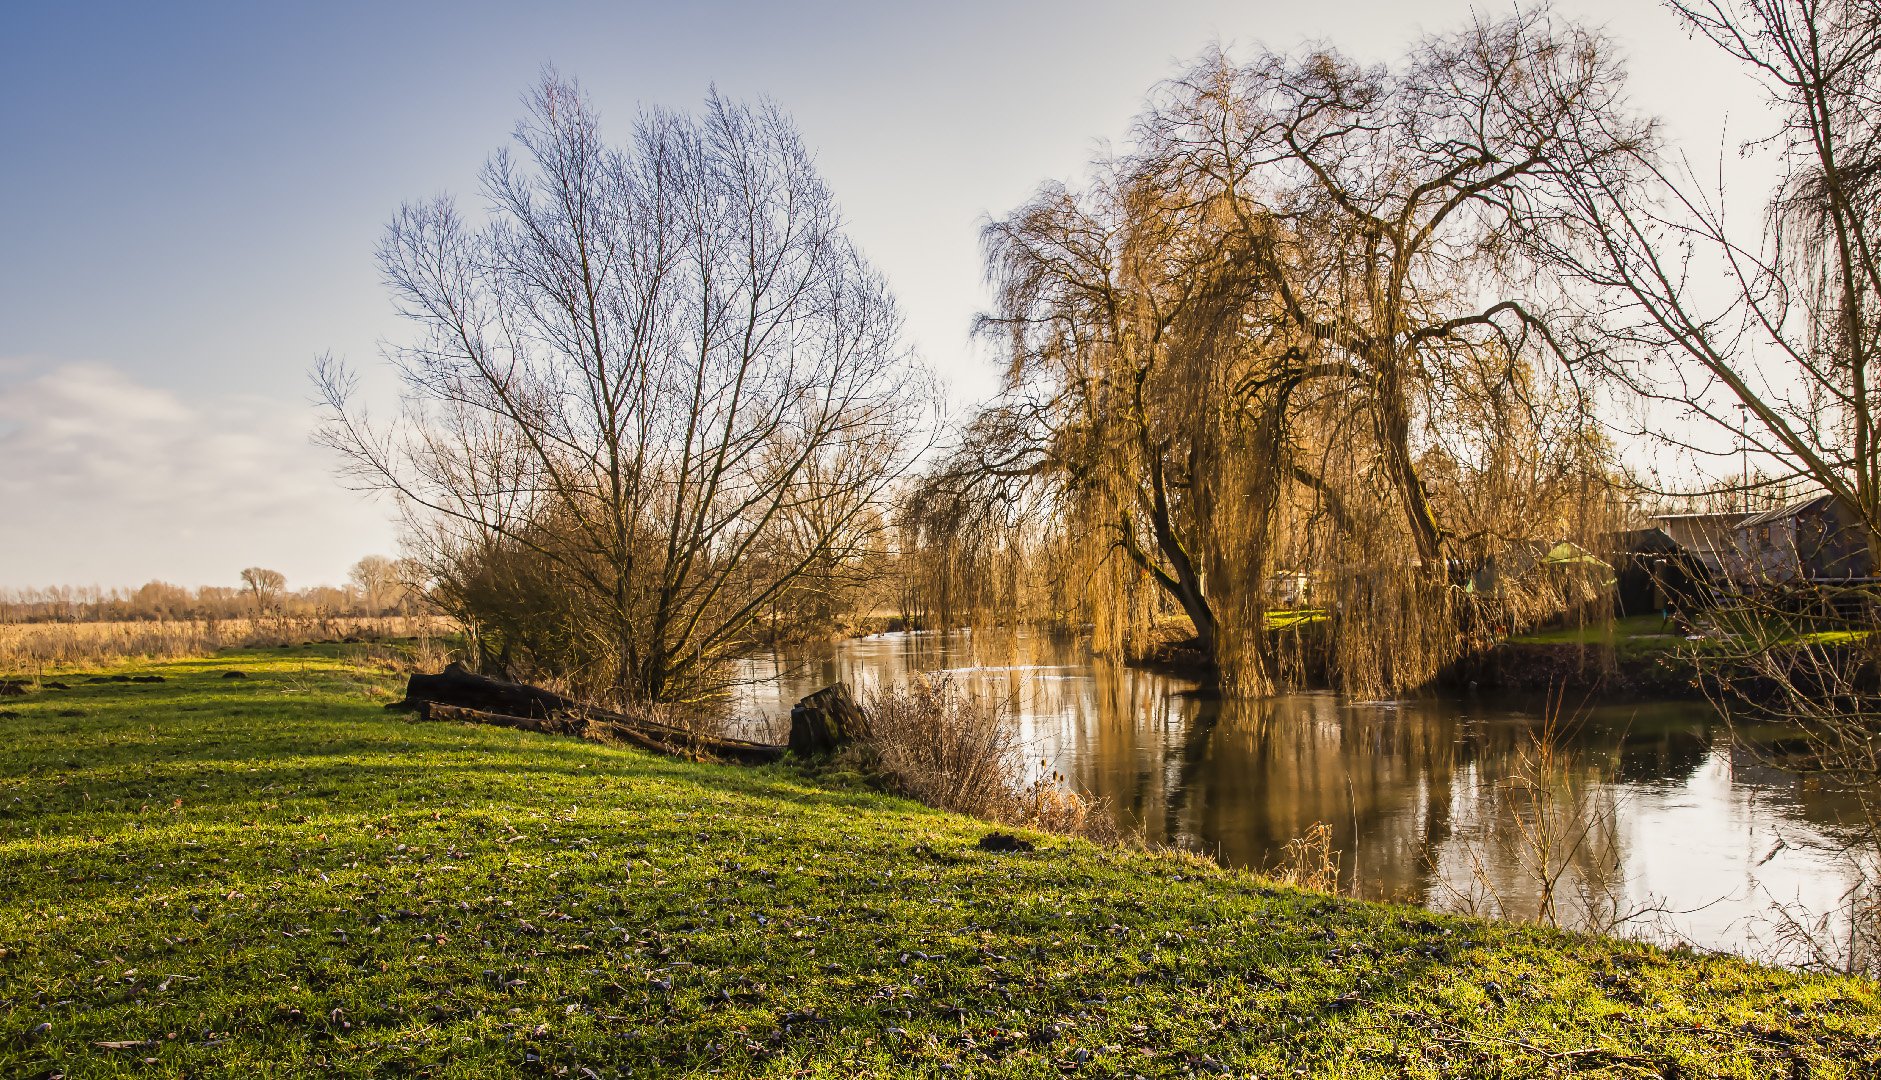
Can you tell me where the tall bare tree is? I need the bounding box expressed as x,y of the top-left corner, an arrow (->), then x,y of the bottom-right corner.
1551,0 -> 1881,551
1534,0 -> 1881,974
319,75 -> 924,704
347,555 -> 400,616
1512,1 -> 1881,973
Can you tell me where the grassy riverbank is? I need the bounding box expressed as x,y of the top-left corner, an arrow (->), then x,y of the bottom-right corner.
2,649 -> 1878,1077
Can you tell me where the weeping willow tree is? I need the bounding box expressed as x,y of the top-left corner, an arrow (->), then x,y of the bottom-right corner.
907,10 -> 1642,695
940,156 -> 1302,692
896,401 -> 1074,633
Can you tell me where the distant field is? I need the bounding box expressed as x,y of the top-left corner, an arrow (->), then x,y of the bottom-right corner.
0,648 -> 1876,1077
0,616 -> 454,671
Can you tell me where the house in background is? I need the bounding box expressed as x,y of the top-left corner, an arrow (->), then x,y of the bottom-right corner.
1605,527 -> 1712,616
1653,511 -> 1753,586
1733,493 -> 1873,584
1650,495 -> 1874,596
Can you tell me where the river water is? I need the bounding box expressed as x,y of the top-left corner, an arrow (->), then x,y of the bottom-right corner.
732,630 -> 1874,964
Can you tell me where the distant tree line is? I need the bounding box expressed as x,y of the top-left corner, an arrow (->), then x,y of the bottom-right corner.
0,556 -> 424,624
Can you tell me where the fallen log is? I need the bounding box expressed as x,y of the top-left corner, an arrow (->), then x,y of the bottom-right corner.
411,702 -> 584,737
392,666 -> 786,765
393,662 -> 583,718
410,702 -> 680,757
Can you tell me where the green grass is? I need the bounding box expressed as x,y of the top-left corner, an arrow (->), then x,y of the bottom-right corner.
1508,614 -> 1677,646
1263,608 -> 1328,630
2,649 -> 1878,1078
1787,628 -> 1874,646
1507,615 -> 1695,661
1510,615 -> 1875,655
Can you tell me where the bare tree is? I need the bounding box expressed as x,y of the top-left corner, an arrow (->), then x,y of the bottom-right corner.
1539,1 -> 1881,972
347,555 -> 400,616
1551,0 -> 1881,551
239,567 -> 285,620
318,74 -> 926,704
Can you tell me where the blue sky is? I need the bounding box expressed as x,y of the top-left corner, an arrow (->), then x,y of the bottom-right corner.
0,1 -> 1764,588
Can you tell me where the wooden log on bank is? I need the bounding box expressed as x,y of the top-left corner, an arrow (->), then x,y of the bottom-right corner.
409,701 -> 754,761
412,702 -> 584,738
394,662 -> 584,719
392,664 -> 785,765
409,698 -> 787,764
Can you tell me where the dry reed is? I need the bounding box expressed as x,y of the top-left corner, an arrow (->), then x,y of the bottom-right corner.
0,615 -> 455,673
1426,697 -> 1659,937
854,675 -> 1121,842
1266,821 -> 1342,894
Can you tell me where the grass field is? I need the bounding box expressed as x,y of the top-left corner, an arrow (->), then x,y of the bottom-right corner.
1509,613 -> 1878,659
2,649 -> 1878,1078
1505,613 -> 1685,654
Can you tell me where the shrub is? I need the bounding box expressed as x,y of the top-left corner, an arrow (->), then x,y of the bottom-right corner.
855,675 -> 1120,843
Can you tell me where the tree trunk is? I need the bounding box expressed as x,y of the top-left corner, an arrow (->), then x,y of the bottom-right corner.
1375,373 -> 1446,569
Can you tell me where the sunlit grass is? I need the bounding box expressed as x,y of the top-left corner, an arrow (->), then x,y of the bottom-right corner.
1264,608 -> 1329,630
1506,614 -> 1676,646
1,648 -> 1877,1077
1787,628 -> 1874,646
1510,615 -> 1875,653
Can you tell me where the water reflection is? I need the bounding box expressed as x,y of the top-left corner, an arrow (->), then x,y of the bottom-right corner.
734,630 -> 1874,960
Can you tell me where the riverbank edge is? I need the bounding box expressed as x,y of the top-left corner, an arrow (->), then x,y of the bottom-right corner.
1123,634 -> 1709,701
2,647 -> 1879,1078
1440,641 -> 1707,699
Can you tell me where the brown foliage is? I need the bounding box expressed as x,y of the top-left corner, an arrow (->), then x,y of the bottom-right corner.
907,10 -> 1638,697
850,676 -> 1121,843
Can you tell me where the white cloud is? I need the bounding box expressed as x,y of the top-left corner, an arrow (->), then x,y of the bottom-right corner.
0,361 -> 399,589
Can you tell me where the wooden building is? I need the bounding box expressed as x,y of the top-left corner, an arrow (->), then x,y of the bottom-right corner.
1733,494 -> 1873,584
1604,527 -> 1713,616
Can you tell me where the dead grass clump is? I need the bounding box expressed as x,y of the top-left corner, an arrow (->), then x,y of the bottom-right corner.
1427,699 -> 1654,937
854,675 -> 1120,843
1267,821 -> 1342,894
1019,762 -> 1125,844
859,676 -> 1018,816
1759,882 -> 1881,978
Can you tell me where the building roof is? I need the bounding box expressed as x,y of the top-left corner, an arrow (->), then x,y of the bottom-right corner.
1651,512 -> 1746,554
1737,492 -> 1838,530
1651,511 -> 1748,526
1605,527 -> 1681,553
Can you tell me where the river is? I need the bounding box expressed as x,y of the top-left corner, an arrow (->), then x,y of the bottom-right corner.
732,629 -> 1874,964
